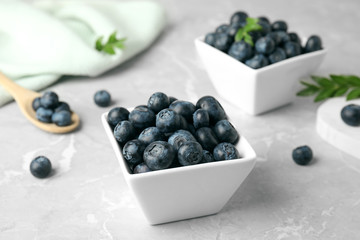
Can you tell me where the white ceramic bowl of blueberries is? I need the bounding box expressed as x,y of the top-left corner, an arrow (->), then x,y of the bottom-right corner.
102,92 -> 256,224
195,11 -> 327,115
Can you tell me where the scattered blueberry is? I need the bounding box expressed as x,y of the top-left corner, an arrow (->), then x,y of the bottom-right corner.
228,41 -> 254,62
122,139 -> 146,167
133,162 -> 152,174
341,104 -> 360,126
193,109 -> 210,129
292,145 -> 313,165
113,120 -> 136,144
195,127 -> 219,151
213,120 -> 239,144
30,156 -> 52,178
94,90 -> 111,107
36,107 -> 54,123
178,141 -> 203,166
51,110 -> 72,126
143,141 -> 176,170
305,35 -> 322,53
213,142 -> 240,161
148,92 -> 169,113
107,107 -> 129,128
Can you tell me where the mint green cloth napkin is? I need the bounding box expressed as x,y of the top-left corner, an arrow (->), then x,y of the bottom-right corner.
0,0 -> 166,106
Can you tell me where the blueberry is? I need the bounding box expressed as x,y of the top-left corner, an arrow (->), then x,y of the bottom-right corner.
143,141 -> 176,170
226,22 -> 242,38
214,33 -> 233,52
169,100 -> 196,122
305,35 -> 322,53
178,141 -> 203,166
30,156 -> 52,178
284,41 -> 302,58
272,20 -> 287,32
228,41 -> 254,62
168,129 -> 196,150
276,31 -> 291,45
215,24 -> 229,33
133,162 -> 152,174
288,32 -> 301,45
129,107 -> 156,131
94,90 -> 111,107
267,32 -> 282,45
341,104 -> 360,126
32,97 -> 41,111
113,120 -> 136,144
36,107 -> 54,123
55,101 -> 70,113
147,92 -> 169,113
213,142 -> 240,161
268,47 -> 287,64
292,145 -> 313,165
51,110 -> 72,126
213,120 -> 239,144
168,96 -> 178,104
193,109 -> 210,129
156,108 -> 182,133
40,91 -> 59,109
258,16 -> 270,24
195,127 -> 219,152
255,36 -> 275,54
138,127 -> 165,146
122,139 -> 146,167
204,32 -> 217,46
258,20 -> 271,35
245,54 -> 269,69
107,107 -> 130,128
230,11 -> 248,25
202,150 -> 215,163
196,96 -> 227,124
248,31 -> 262,44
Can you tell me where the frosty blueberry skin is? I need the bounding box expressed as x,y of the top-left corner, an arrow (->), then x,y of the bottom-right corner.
143,141 -> 176,170
201,150 -> 215,163
292,145 -> 313,165
40,91 -> 59,109
32,97 -> 42,111
178,141 -> 203,166
133,162 -> 152,174
51,110 -> 72,126
156,108 -> 182,133
195,127 -> 219,152
147,92 -> 170,113
196,96 -> 227,124
169,100 -> 196,122
30,156 -> 52,178
107,107 -> 129,128
341,104 -> 360,126
138,127 -> 165,146
113,120 -> 136,144
168,130 -> 196,151
94,90 -> 111,107
213,142 -> 240,161
213,119 -> 239,144
193,109 -> 210,129
305,35 -> 322,53
36,107 -> 54,123
129,107 -> 156,131
122,139 -> 146,166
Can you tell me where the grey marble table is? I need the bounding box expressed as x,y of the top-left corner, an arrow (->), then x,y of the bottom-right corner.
1,0 -> 360,239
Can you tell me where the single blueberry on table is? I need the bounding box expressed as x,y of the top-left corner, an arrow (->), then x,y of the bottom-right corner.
215,24 -> 229,33
193,109 -> 210,129
32,97 -> 41,111
228,41 -> 254,62
178,141 -> 204,166
138,126 -> 165,146
195,127 -> 219,152
113,120 -> 136,144
213,119 -> 239,144
168,129 -> 197,150
196,96 -> 227,124
129,107 -> 156,131
292,145 -> 313,165
143,141 -> 176,170
230,11 -> 248,25
268,47 -> 287,64
169,100 -> 196,122
133,162 -> 152,174
305,35 -> 322,53
271,20 -> 288,32
202,150 -> 215,163
255,36 -> 275,54
205,33 -> 217,47
214,33 -> 233,52
36,107 -> 54,123
55,101 -> 70,113
284,41 -> 302,58
107,107 -> 130,128
122,139 -> 146,167
94,90 -> 111,107
147,92 -> 170,113
40,91 -> 59,109
30,156 -> 52,178
51,110 -> 72,126
245,54 -> 269,69
341,104 -> 360,126
213,142 -> 240,161
156,108 -> 182,133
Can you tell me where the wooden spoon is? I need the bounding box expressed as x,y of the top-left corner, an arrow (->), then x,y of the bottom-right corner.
0,72 -> 80,134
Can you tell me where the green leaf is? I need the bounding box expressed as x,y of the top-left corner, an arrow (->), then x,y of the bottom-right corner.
311,76 -> 334,87
95,31 -> 126,55
296,87 -> 319,96
345,75 -> 360,86
234,17 -> 262,44
314,88 -> 336,102
107,31 -> 118,44
329,75 -> 347,85
235,29 -> 245,42
243,34 -> 253,46
95,36 -> 104,51
300,81 -> 320,89
333,86 -> 349,97
346,88 -> 360,100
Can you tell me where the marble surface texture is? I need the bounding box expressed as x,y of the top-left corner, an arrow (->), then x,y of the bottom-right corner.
1,0 -> 360,239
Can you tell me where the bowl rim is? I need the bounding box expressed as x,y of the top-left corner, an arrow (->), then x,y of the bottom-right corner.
194,36 -> 327,73
101,111 -> 257,180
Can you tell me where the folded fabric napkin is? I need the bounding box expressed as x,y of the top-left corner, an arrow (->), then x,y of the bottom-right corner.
0,0 -> 166,106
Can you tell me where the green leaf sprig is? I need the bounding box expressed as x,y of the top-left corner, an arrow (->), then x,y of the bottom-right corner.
95,31 -> 126,55
297,75 -> 360,102
234,17 -> 262,46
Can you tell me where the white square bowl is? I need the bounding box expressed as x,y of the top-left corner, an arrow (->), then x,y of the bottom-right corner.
101,112 -> 257,225
195,36 -> 327,115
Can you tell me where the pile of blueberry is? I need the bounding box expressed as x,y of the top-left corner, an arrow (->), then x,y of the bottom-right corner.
341,104 -> 360,126
32,91 -> 72,127
204,11 -> 323,69
107,92 -> 241,174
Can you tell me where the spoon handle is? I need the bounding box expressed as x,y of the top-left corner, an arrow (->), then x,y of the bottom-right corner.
0,72 -> 36,102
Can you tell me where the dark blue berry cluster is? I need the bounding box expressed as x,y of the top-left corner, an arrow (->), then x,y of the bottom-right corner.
204,11 -> 323,69
108,92 -> 241,174
32,91 -> 72,127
